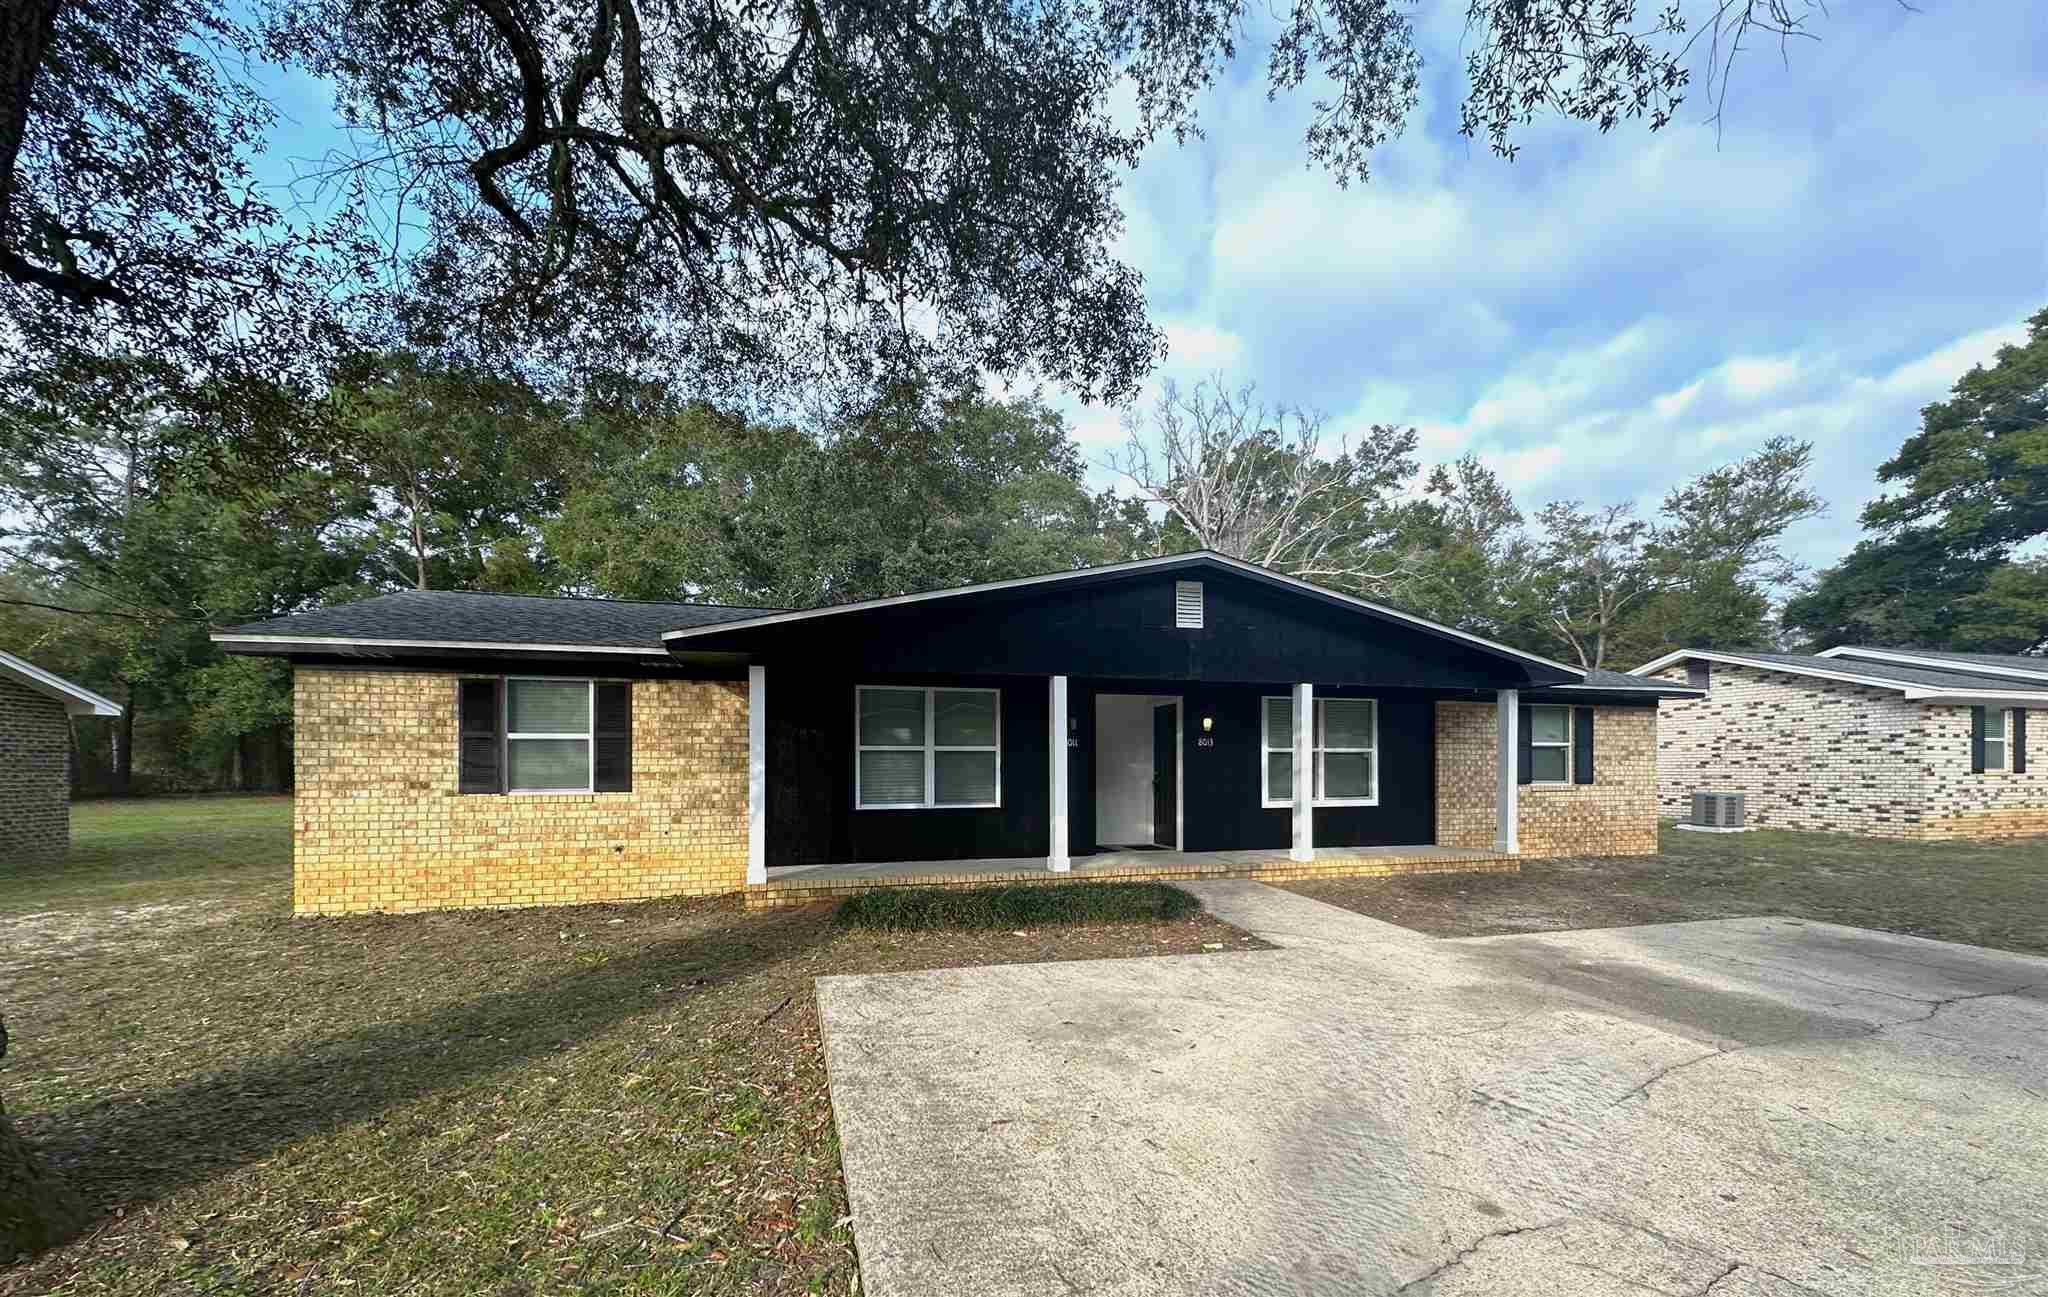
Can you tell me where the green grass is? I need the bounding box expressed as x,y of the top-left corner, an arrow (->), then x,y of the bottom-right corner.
835,881 -> 1201,930
3,797 -> 293,915
1286,822 -> 2048,955
1,797 -> 1247,1294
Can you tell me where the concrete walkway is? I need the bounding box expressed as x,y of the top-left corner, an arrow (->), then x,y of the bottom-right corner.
816,881 -> 2048,1297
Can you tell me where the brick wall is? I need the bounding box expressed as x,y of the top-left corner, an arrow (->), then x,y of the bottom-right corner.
294,668 -> 748,915
1649,662 -> 1927,836
1,677 -> 71,865
1650,662 -> 2048,840
1907,703 -> 2048,839
1434,702 -> 1659,858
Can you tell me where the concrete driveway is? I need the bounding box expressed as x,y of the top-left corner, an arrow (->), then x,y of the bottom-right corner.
816,881 -> 2048,1297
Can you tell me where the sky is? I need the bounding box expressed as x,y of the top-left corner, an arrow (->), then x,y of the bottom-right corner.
1043,0 -> 2047,573
250,0 -> 2048,576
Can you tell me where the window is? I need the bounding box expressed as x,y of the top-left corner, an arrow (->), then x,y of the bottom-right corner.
857,686 -> 1001,808
1529,705 -> 1571,784
1262,695 -> 1378,807
1984,707 -> 2011,772
506,677 -> 593,792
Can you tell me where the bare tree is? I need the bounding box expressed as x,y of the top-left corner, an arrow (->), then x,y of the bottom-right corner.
1108,378 -> 1419,595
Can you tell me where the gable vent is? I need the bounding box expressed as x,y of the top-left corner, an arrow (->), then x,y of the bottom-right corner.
1175,580 -> 1204,629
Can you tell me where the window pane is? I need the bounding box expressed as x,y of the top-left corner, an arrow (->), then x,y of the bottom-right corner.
508,679 -> 588,733
859,689 -> 925,747
1264,696 -> 1293,749
509,738 -> 589,789
1320,699 -> 1374,749
934,691 -> 998,746
935,750 -> 998,804
859,750 -> 925,805
1321,752 -> 1372,800
1266,751 -> 1292,802
1530,706 -> 1569,744
1531,746 -> 1569,783
1985,738 -> 2006,771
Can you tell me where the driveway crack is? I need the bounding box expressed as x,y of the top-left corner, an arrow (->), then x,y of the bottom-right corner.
1389,1219 -> 1567,1294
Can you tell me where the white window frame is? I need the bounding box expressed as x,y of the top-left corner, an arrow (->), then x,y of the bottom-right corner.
1529,704 -> 1573,786
1261,695 -> 1379,808
504,676 -> 595,794
1984,707 -> 2012,772
855,685 -> 1002,810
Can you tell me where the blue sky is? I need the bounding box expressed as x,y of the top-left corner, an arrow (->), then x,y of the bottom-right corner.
1047,0 -> 2046,573
251,0 -> 2045,574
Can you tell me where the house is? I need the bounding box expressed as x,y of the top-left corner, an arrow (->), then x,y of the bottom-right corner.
212,551 -> 1698,915
1634,646 -> 2048,840
1,651 -> 123,865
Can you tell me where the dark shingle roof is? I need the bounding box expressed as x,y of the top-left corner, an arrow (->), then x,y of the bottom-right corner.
220,590 -> 783,651
1830,647 -> 2048,674
1673,650 -> 2048,696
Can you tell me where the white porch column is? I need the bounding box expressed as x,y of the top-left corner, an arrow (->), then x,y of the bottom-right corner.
747,663 -> 767,884
1291,682 -> 1314,862
1048,675 -> 1071,872
1495,688 -> 1519,855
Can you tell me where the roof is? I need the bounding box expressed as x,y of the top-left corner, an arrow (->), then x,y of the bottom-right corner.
1632,647 -> 2048,702
1819,646 -> 2048,683
658,550 -> 1589,679
0,650 -> 123,716
214,590 -> 783,655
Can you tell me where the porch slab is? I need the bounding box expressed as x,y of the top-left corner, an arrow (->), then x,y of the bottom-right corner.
744,845 -> 1514,910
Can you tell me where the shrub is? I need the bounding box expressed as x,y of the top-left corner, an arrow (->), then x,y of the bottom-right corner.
835,882 -> 1199,931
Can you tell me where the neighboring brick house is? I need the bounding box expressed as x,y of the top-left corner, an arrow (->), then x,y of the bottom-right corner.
0,651 -> 123,865
215,551 -> 1699,916
1635,646 -> 2048,840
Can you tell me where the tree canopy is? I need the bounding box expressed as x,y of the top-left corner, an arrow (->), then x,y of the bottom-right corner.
4,0 -> 1862,418
1784,308 -> 2048,652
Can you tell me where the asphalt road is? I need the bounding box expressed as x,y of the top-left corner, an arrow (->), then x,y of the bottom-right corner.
817,880 -> 2048,1297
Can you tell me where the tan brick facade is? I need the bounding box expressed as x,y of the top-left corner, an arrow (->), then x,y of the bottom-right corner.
1,676 -> 71,865
1650,661 -> 2048,840
1434,702 -> 1660,858
293,668 -> 747,914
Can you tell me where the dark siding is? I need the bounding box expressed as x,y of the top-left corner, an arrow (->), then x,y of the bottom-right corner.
697,568 -> 1561,689
768,674 -> 1438,865
767,674 -> 1050,866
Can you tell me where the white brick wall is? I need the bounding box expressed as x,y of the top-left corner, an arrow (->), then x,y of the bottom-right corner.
1651,661 -> 2048,839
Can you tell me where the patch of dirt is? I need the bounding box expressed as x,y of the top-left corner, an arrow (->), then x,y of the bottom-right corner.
0,901 -> 247,979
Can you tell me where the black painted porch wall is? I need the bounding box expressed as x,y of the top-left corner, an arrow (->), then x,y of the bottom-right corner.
765,672 -> 1436,866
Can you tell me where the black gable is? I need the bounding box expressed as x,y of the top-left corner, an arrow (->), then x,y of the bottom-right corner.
669,560 -> 1576,689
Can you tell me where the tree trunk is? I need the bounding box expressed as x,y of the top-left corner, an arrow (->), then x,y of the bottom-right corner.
113,684 -> 135,796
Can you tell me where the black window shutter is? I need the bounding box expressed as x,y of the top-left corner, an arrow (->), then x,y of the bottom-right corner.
2014,709 -> 2028,774
1516,705 -> 1533,785
594,682 -> 633,792
1970,705 -> 1987,774
459,678 -> 503,793
1573,707 -> 1596,784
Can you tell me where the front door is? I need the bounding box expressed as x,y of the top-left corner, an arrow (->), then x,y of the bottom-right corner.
1152,703 -> 1177,849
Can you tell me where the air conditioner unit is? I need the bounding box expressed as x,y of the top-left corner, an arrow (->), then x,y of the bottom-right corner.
1678,790 -> 1749,833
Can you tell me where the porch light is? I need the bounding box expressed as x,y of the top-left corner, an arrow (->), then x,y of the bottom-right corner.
1202,715 -> 1214,734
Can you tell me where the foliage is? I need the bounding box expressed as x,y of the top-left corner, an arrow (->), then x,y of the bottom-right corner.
324,352 -> 574,591
1786,309 -> 2048,652
1110,377 -> 1418,595
548,384 -> 1157,606
835,882 -> 1201,930
8,0 -> 1850,420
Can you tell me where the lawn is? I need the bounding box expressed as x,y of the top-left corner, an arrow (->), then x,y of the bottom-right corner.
1285,823 -> 2048,955
1,798 -> 1256,1294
